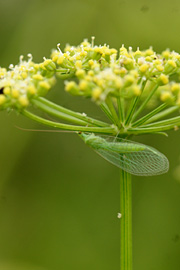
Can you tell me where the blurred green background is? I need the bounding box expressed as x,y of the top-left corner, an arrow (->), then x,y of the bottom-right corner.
0,0 -> 180,269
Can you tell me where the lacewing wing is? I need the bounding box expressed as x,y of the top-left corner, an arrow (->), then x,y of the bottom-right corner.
79,133 -> 169,176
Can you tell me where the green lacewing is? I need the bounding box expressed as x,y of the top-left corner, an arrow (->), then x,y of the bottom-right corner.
79,133 -> 169,176
16,127 -> 169,176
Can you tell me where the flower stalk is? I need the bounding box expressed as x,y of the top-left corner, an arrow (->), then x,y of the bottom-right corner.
120,170 -> 132,270
22,110 -> 117,134
35,97 -> 110,127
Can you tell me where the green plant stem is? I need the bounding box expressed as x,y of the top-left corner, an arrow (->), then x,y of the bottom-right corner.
125,80 -> 147,125
117,97 -> 125,123
22,110 -> 117,134
132,84 -> 159,121
128,121 -> 180,134
131,103 -> 167,127
143,105 -> 179,124
32,99 -> 89,126
106,97 -> 121,128
35,97 -> 109,127
141,114 -> 180,128
120,169 -> 132,270
100,103 -> 115,123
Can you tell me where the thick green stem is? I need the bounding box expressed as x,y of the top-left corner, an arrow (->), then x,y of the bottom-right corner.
21,110 -> 117,134
128,122 -> 180,134
36,97 -> 109,127
120,170 -> 132,270
32,99 -> 89,126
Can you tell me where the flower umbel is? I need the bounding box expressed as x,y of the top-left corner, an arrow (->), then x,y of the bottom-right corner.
0,54 -> 56,111
1,38 -> 180,137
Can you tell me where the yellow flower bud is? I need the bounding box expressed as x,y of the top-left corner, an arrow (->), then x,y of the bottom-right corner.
171,83 -> 180,93
162,50 -> 170,59
132,85 -> 141,96
110,49 -> 117,54
65,81 -> 76,92
97,79 -> 104,87
92,87 -> 102,100
124,75 -> 135,87
154,59 -> 161,65
52,55 -> 58,62
21,72 -> 28,79
27,85 -> 36,95
160,92 -> 173,102
81,40 -> 90,47
32,74 -> 43,80
65,81 -> 79,95
39,81 -> 51,90
158,74 -> 169,85
94,47 -> 103,54
130,70 -> 139,78
19,96 -> 29,107
75,60 -> 82,69
156,65 -> 164,72
145,48 -> 154,56
123,58 -> 134,70
11,88 -> 19,98
139,64 -> 149,73
114,68 -> 121,75
4,87 -> 11,95
164,60 -> 177,74
43,59 -> 56,71
57,55 -> 64,65
119,68 -> 127,76
85,75 -> 92,82
88,70 -> 94,76
120,45 -> 128,55
79,80 -> 88,91
88,60 -> 94,66
145,56 -> 152,62
75,69 -> 85,78
133,50 -> 142,60
80,51 -> 87,57
0,94 -> 6,105
115,78 -> 122,89
34,64 -> 40,70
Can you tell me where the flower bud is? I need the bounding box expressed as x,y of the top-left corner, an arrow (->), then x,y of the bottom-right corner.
92,87 -> 102,100
164,60 -> 177,74
0,94 -> 6,105
65,81 -> 79,95
43,59 -> 56,71
160,91 -> 174,103
158,74 -> 169,85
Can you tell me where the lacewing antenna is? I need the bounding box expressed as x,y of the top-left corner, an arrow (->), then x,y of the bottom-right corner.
15,126 -> 76,133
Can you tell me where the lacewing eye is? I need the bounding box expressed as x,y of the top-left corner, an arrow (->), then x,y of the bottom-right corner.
80,133 -> 169,176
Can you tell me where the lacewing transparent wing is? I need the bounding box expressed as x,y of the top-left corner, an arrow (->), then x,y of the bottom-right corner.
79,133 -> 169,176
